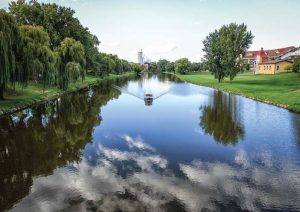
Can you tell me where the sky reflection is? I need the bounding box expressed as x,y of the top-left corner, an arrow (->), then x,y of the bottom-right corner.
2,74 -> 300,211
11,134 -> 300,212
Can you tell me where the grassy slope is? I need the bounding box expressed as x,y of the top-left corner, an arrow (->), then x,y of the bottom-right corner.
0,73 -> 134,114
177,72 -> 300,113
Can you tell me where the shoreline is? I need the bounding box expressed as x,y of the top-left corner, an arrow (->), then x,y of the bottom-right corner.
167,72 -> 300,114
0,73 -> 134,116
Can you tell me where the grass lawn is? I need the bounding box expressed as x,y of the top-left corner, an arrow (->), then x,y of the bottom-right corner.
177,72 -> 300,113
0,73 -> 134,115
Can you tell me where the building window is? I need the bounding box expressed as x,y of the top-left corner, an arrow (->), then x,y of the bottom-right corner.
277,65 -> 279,71
269,66 -> 271,70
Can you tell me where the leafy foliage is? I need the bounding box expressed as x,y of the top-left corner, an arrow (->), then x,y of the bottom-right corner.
9,0 -> 100,71
293,58 -> 300,73
56,37 -> 86,90
175,58 -> 191,75
203,23 -> 253,82
132,63 -> 143,75
19,25 -> 56,89
0,10 -> 24,99
165,62 -> 175,73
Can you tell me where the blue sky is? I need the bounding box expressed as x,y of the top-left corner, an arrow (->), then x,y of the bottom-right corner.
1,0 -> 299,62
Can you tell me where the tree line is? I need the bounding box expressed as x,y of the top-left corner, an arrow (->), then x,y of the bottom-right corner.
0,0 -> 136,100
147,58 -> 206,74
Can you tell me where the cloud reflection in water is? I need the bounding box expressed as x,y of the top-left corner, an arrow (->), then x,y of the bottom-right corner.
11,135 -> 300,212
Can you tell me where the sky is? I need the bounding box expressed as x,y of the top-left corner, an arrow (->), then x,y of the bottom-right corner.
1,0 -> 299,62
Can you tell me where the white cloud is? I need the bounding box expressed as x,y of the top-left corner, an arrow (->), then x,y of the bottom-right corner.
122,134 -> 154,151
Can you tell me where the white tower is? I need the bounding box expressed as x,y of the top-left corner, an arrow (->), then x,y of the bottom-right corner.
138,49 -> 144,65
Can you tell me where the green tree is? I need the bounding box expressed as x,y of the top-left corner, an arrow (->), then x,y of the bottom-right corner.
157,59 -> 169,72
0,10 -> 24,100
132,63 -> 143,75
165,62 -> 175,73
203,23 -> 253,82
148,62 -> 158,72
56,37 -> 86,90
9,0 -> 100,71
19,25 -> 56,90
175,58 -> 191,74
105,55 -> 116,74
110,55 -> 123,75
190,62 -> 203,72
293,58 -> 300,73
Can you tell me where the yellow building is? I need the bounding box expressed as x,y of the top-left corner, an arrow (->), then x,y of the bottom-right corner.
256,59 -> 293,75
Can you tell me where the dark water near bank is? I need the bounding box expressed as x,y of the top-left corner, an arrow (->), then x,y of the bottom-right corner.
1,74 -> 300,212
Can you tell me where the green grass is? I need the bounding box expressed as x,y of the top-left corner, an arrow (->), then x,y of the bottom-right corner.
0,72 -> 134,115
176,72 -> 300,113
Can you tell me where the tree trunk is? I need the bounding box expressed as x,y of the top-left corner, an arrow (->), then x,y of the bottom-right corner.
0,85 -> 5,100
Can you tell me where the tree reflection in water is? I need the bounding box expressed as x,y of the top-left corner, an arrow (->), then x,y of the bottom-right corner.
0,76 -> 131,211
200,90 -> 244,145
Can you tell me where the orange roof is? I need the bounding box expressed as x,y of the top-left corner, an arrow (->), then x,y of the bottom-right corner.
243,46 -> 295,59
258,48 -> 268,63
259,59 -> 293,65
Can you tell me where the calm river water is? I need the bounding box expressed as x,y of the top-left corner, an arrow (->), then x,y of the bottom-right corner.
1,74 -> 300,212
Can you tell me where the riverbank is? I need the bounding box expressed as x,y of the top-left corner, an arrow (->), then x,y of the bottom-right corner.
0,73 -> 134,115
175,72 -> 300,113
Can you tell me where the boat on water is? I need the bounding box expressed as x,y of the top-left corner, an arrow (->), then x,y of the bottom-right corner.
113,85 -> 168,106
144,93 -> 153,106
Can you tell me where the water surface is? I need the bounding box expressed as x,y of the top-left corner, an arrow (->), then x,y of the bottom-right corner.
1,74 -> 300,211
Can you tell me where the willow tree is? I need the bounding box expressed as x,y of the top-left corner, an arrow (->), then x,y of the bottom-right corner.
56,37 -> 86,90
19,25 -> 56,90
0,10 -> 23,100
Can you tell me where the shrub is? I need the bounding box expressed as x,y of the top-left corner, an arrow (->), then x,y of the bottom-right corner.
293,58 -> 300,73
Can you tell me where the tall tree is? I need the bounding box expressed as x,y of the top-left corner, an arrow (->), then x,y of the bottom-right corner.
203,23 -> 253,82
157,59 -> 169,72
148,62 -> 158,72
165,62 -> 175,73
175,58 -> 191,75
19,25 -> 56,90
9,0 -> 100,71
0,10 -> 24,100
190,62 -> 203,72
56,37 -> 86,90
132,63 -> 143,75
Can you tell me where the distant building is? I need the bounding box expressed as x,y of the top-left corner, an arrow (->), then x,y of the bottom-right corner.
280,47 -> 300,61
241,46 -> 295,73
256,59 -> 293,75
138,49 -> 144,65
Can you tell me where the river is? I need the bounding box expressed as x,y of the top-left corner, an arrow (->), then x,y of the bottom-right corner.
0,74 -> 300,211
